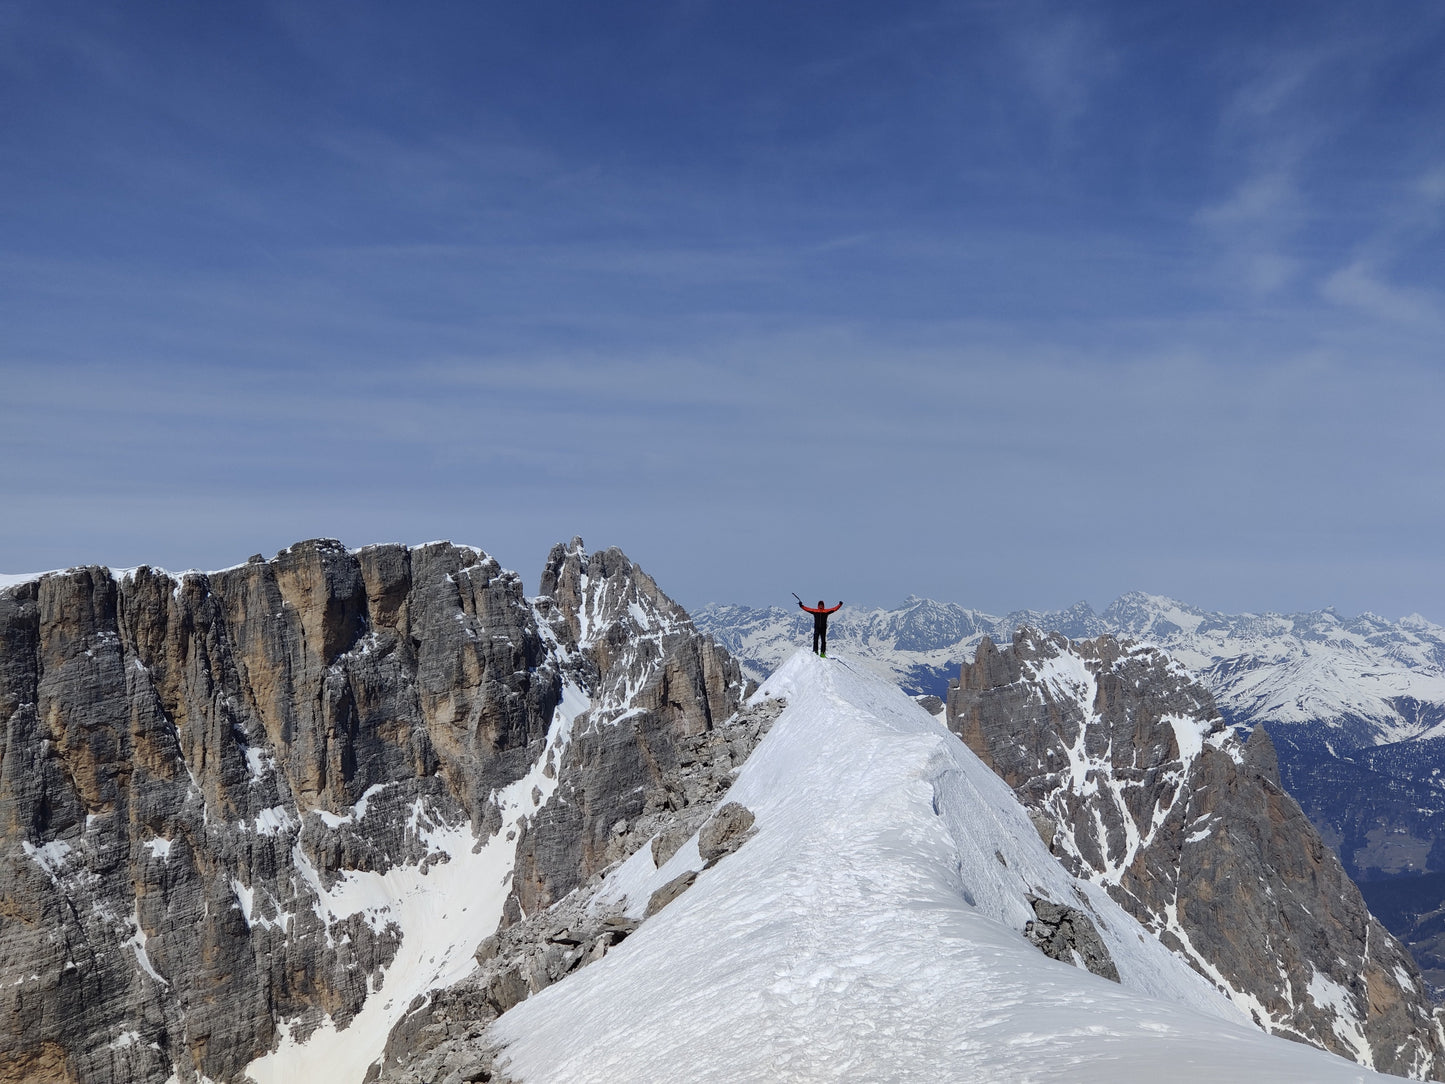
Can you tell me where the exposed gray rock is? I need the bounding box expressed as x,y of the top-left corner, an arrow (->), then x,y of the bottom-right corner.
505,540 -> 751,923
0,541 -> 556,1084
0,537 -> 749,1084
698,801 -> 755,867
949,628 -> 1445,1080
1026,808 -> 1056,849
646,870 -> 699,916
650,824 -> 693,868
1024,895 -> 1120,983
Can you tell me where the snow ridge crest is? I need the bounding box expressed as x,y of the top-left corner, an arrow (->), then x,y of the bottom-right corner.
482,651 -> 1403,1083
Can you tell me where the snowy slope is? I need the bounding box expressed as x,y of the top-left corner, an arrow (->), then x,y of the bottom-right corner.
696,595 -> 1445,747
488,652 -> 1396,1083
244,675 -> 591,1084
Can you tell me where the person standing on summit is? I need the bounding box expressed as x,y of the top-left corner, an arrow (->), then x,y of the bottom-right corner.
798,598 -> 842,657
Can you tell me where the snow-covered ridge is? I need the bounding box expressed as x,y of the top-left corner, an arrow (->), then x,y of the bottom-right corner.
696,592 -> 1445,747
487,651 -> 1400,1083
0,570 -> 61,588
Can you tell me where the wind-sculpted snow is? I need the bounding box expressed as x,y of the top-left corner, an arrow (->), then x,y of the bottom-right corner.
696,592 -> 1445,891
487,652 -> 1403,1083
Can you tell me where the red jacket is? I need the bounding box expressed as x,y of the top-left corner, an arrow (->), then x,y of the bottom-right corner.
799,602 -> 842,616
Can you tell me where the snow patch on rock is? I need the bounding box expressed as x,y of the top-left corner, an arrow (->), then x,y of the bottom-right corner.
245,675 -> 593,1084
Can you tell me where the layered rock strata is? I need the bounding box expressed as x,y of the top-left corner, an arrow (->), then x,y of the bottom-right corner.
503,540 -> 747,924
948,628 -> 1445,1080
0,538 -> 746,1084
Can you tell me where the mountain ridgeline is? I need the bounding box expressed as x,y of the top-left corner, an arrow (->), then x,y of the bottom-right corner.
3,549 -> 1444,1083
0,539 -> 746,1084
696,594 -> 1445,988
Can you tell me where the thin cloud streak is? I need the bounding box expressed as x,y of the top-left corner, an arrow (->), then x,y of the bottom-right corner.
3,1 -> 1445,622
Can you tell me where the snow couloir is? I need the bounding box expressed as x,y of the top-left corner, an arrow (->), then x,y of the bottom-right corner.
487,650 -> 1399,1083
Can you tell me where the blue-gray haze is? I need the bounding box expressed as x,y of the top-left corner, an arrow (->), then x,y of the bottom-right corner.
2,2 -> 1443,620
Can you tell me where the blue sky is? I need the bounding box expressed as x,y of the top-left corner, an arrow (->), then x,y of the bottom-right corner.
3,1 -> 1444,619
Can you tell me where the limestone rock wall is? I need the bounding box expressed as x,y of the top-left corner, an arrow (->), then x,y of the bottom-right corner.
505,539 -> 749,921
0,537 -> 742,1084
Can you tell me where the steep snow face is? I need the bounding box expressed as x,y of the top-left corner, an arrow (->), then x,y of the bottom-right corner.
490,652 -> 1395,1083
695,595 -> 1445,747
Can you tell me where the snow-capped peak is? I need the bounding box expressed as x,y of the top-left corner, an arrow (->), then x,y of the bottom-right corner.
696,592 -> 1445,748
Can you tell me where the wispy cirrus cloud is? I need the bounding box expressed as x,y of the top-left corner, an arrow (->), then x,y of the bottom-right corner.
1192,43 -> 1337,298
1194,8 -> 1445,313
1318,165 -> 1445,327
1008,9 -> 1117,136
1321,260 -> 1441,327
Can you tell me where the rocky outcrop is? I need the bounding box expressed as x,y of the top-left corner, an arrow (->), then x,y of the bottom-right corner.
697,801 -> 756,867
503,539 -> 748,923
0,538 -> 748,1084
948,628 -> 1445,1080
1024,896 -> 1120,983
372,696 -> 780,1083
644,870 -> 699,917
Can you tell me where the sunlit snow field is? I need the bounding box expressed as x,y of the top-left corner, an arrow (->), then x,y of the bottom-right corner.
490,651 -> 1395,1083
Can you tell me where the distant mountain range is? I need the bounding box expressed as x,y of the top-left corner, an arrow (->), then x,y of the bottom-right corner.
695,592 -> 1445,990
696,592 -> 1445,747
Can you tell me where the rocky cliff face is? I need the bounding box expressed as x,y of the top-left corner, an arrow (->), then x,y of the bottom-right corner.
505,540 -> 746,923
370,697 -> 782,1084
0,538 -> 746,1084
948,628 -> 1445,1080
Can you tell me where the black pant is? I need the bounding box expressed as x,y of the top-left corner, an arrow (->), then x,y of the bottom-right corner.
813,624 -> 827,655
